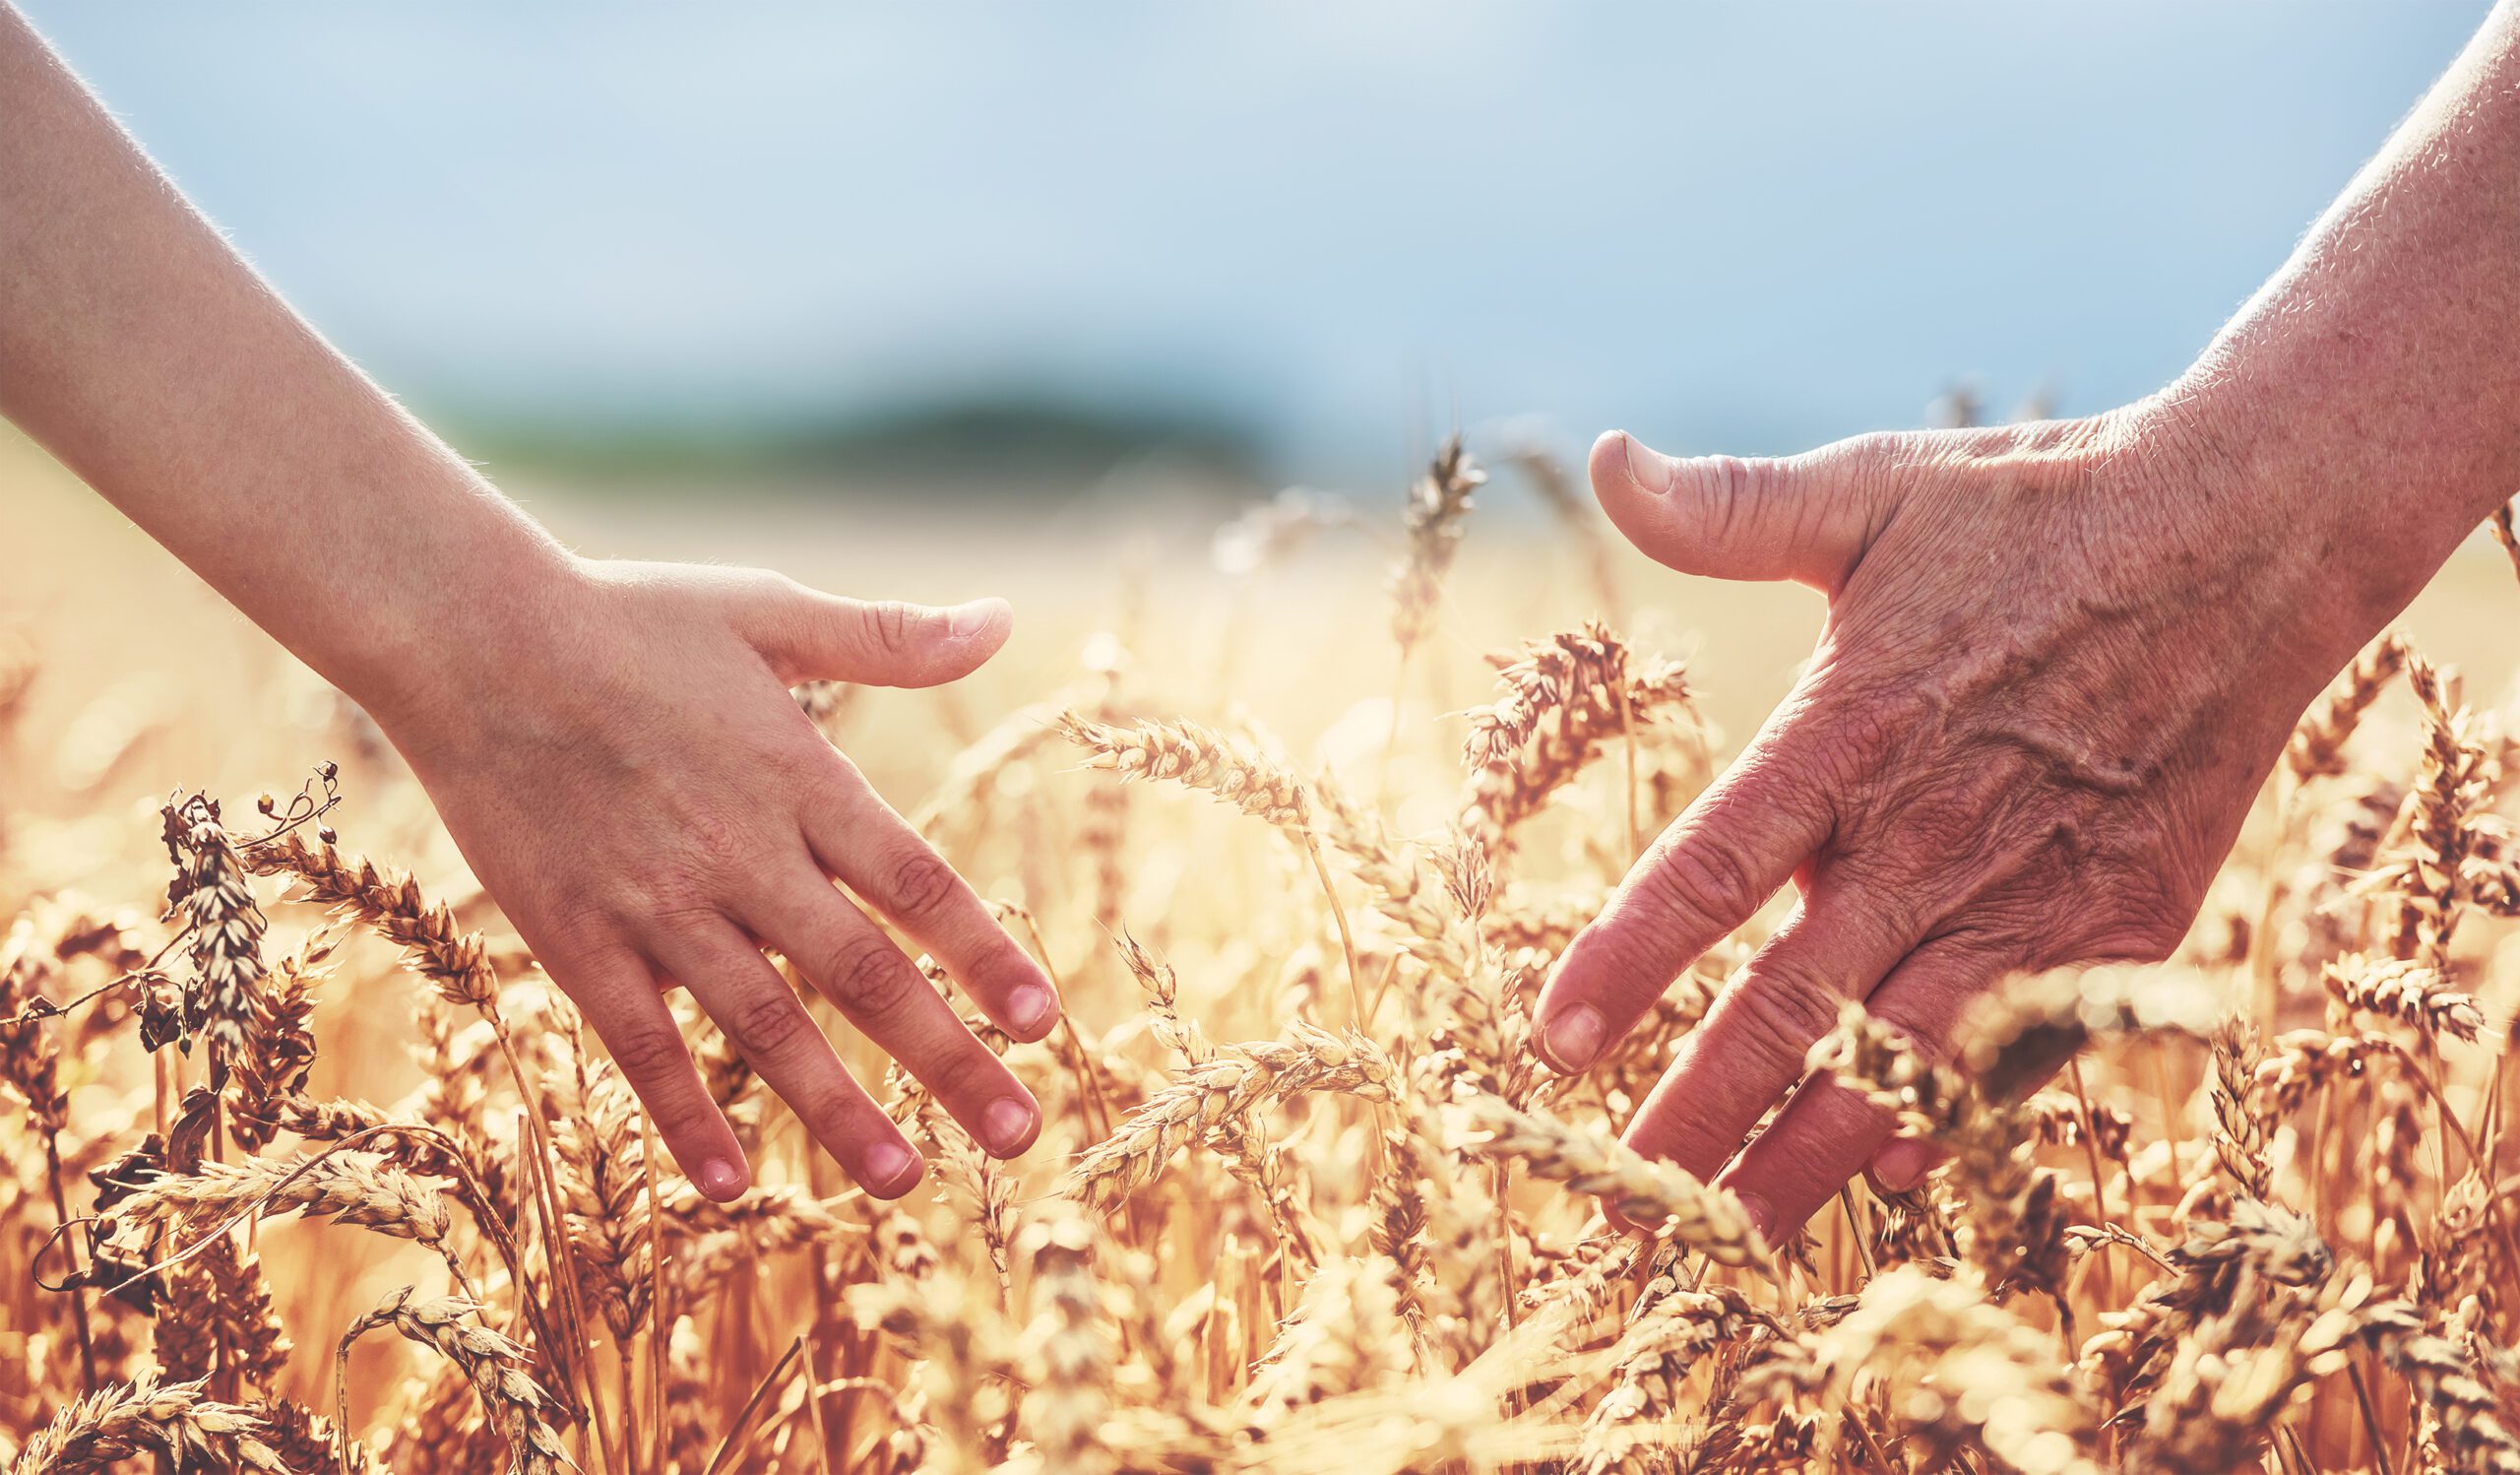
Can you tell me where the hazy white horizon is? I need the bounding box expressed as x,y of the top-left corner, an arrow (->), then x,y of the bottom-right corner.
21,2 -> 2490,478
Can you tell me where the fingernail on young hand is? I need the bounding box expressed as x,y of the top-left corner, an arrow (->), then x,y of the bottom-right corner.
1871,1138 -> 1933,1194
1618,433 -> 1677,495
864,1140 -> 923,1195
1007,982 -> 1058,1037
981,1096 -> 1039,1156
1541,1003 -> 1606,1073
946,597 -> 1010,639
698,1158 -> 747,1201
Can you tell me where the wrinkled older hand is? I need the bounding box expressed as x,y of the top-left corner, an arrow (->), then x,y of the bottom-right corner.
1533,401 -> 2392,1241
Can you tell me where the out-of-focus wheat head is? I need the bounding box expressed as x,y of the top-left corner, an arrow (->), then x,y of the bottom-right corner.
1,453 -> 2518,1475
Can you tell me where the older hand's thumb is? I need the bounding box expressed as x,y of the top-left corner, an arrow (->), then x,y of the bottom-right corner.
1590,430 -> 1882,593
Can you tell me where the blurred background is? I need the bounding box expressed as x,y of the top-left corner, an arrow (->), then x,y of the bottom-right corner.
6,1 -> 2516,833
13,2 -> 2499,489
6,8 -> 2520,1450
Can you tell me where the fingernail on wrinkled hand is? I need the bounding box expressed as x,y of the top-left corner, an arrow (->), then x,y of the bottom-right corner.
1542,1003 -> 1606,1073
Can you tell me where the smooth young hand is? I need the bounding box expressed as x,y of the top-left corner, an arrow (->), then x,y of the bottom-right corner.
384,561 -> 1058,1202
0,6 -> 1056,1205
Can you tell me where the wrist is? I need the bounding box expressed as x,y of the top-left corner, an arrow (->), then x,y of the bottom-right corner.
325,502 -> 591,747
2139,354 -> 2488,656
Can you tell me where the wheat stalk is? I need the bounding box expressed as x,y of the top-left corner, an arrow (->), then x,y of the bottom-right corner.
8,1377 -> 285,1474
336,1288 -> 572,1475
1063,1022 -> 1397,1209
1463,1096 -> 1767,1269
1388,437 -> 1483,657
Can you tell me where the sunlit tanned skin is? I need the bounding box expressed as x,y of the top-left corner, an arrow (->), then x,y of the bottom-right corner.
1538,0 -> 2520,1241
0,3 -> 1060,1204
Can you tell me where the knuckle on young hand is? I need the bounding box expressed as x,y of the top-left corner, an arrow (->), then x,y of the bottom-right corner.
680,807 -> 755,881
824,933 -> 921,1017
607,1025 -> 689,1084
912,1039 -> 989,1100
882,848 -> 961,924
725,988 -> 814,1057
739,566 -> 800,607
784,1090 -> 863,1153
625,869 -> 718,933
864,600 -> 917,654
975,935 -> 1043,996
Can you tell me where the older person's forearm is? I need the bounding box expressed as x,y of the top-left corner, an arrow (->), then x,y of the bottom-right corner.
2176,0 -> 2520,630
0,3 -> 571,723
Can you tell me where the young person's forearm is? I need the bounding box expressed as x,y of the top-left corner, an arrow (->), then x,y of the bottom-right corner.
2174,0 -> 2520,625
0,4 -> 1065,1199
0,4 -> 570,719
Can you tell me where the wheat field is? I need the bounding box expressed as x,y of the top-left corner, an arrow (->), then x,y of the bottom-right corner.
4,424 -> 2520,1475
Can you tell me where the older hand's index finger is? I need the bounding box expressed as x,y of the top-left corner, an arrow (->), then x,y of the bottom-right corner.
1536,737 -> 1831,1073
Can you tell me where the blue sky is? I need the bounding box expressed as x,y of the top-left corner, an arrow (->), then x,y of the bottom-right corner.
22,3 -> 2494,474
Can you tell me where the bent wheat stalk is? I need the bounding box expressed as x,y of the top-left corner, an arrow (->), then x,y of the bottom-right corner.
1464,1096 -> 1768,1270
1058,711 -> 1364,1023
335,1289 -> 571,1475
8,1376 -> 287,1475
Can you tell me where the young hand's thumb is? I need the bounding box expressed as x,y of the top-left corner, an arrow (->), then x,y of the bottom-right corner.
748,581 -> 1013,688
1590,430 -> 1883,593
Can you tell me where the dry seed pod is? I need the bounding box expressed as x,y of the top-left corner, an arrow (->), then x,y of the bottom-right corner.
159,793 -> 269,1059
105,1149 -> 454,1248
2321,952 -> 2487,1042
1460,634 -> 1693,847
1063,1023 -> 1396,1209
2287,633 -> 2409,782
1057,711 -> 1312,828
243,832 -> 498,1010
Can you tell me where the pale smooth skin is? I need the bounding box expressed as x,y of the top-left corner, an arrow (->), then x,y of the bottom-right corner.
1539,1 -> 2520,1242
0,5 -> 1059,1203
